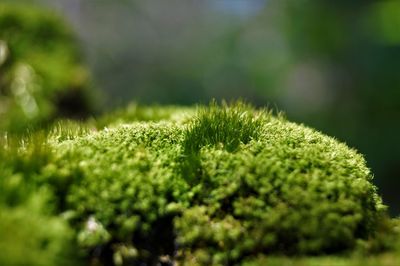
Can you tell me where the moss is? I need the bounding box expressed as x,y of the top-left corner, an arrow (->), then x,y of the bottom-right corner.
44,122 -> 188,265
174,104 -> 386,264
43,104 -> 389,264
0,103 -> 396,265
183,101 -> 265,154
0,134 -> 81,266
0,195 -> 80,266
0,3 -> 94,133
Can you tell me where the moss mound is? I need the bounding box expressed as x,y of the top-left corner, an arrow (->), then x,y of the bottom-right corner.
1,103 -> 396,265
0,3 -> 94,133
7,103 -> 382,265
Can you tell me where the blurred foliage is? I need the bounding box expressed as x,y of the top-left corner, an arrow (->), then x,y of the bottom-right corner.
0,196 -> 79,266
2,103 -> 398,265
0,3 -> 94,133
280,0 -> 400,214
0,133 -> 81,265
36,1 -> 288,107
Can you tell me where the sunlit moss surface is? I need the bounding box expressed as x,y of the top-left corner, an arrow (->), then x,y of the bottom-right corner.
0,3 -> 94,133
1,103 -> 399,265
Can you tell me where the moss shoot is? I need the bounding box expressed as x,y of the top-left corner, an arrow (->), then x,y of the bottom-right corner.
0,103 -> 397,265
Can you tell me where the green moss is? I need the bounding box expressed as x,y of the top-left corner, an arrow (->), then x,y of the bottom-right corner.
183,101 -> 265,154
0,195 -> 80,266
0,3 -> 94,133
1,103 -> 397,265
0,134 -> 81,265
44,122 -> 188,265
45,104 -> 389,264
174,104 -> 386,264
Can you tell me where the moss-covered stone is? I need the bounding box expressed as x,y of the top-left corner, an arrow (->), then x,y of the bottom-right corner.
41,104 -> 388,264
0,103 -> 396,265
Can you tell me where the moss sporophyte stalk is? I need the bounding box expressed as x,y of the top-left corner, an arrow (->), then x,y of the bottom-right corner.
1,102 -> 396,265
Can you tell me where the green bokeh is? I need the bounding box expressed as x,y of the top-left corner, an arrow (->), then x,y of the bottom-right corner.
0,3 -> 94,133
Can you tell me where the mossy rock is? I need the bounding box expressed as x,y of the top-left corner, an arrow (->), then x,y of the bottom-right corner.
17,103 -> 386,265
0,3 -> 94,133
0,103 -> 396,265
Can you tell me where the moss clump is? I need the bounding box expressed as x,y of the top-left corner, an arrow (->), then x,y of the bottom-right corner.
175,103 -> 386,264
11,102 -> 383,265
183,101 -> 264,154
0,195 -> 79,266
0,103 -> 395,265
45,123 -> 188,265
0,3 -> 94,133
0,134 -> 80,266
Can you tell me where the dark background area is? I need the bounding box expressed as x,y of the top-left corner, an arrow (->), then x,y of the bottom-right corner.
17,0 -> 400,215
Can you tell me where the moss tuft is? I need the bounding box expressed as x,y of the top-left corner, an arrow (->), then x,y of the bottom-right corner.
183,101 -> 265,154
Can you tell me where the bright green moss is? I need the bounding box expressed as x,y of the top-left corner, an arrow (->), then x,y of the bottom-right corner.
37,104 -> 389,264
40,122 -> 189,265
176,118 -> 386,264
183,101 -> 265,154
0,103 -> 396,265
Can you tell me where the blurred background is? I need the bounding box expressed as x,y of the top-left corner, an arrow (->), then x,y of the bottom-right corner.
1,0 -> 399,215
